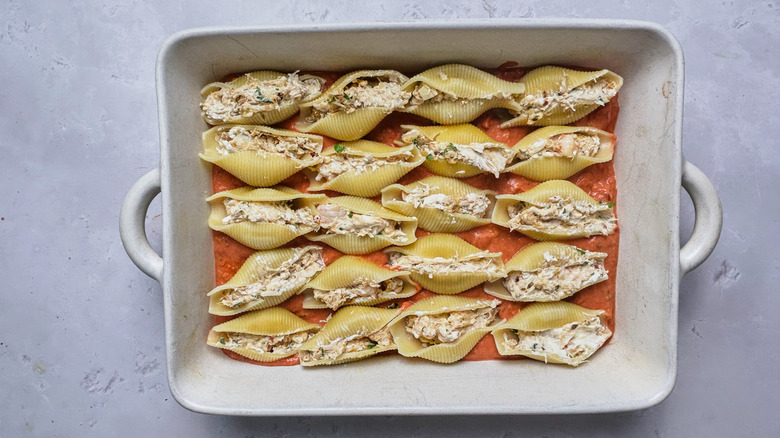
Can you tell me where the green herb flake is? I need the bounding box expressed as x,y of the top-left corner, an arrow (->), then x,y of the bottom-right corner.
608,202 -> 616,208
255,88 -> 272,103
412,138 -> 420,146
343,92 -> 351,100
219,337 -> 226,345
334,144 -> 345,153
532,343 -> 538,349
366,342 -> 377,349
575,248 -> 586,255
348,212 -> 353,218
426,154 -> 434,161
328,96 -> 335,103
446,143 -> 458,152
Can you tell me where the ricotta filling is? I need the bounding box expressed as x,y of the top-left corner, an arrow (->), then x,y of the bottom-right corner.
387,251 -> 502,279
316,204 -> 407,241
401,129 -> 513,177
405,301 -> 500,345
313,277 -> 405,310
215,126 -> 320,163
220,247 -> 325,309
406,80 -> 521,107
202,72 -> 322,123
401,184 -> 491,218
503,250 -> 608,301
315,151 -> 414,182
501,316 -> 611,365
515,133 -> 602,162
222,199 -> 320,230
219,330 -> 314,355
511,77 -> 618,123
506,196 -> 616,236
299,326 -> 394,362
306,77 -> 410,123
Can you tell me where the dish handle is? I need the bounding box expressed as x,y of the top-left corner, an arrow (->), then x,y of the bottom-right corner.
679,160 -> 722,276
120,168 -> 163,282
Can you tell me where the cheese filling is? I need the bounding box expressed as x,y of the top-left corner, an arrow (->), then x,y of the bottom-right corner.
501,315 -> 611,365
506,196 -> 616,236
387,251 -> 502,279
218,330 -> 314,355
503,250 -> 608,301
316,204 -> 407,241
222,199 -> 319,230
511,77 -> 618,123
219,247 -> 325,309
315,151 -> 414,182
401,129 -> 513,177
405,301 -> 500,345
306,77 -> 410,123
515,133 -> 602,162
215,126 -> 320,163
313,277 -> 405,310
406,81 -> 521,107
299,326 -> 394,362
202,72 -> 322,123
401,184 -> 491,218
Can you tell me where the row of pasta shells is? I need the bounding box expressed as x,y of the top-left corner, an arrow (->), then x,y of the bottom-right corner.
200,65 -> 623,140
208,298 -> 611,367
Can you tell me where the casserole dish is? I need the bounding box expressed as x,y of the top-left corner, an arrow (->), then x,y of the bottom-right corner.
119,20 -> 722,415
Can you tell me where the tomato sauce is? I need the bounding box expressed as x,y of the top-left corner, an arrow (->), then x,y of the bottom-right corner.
210,64 -> 619,365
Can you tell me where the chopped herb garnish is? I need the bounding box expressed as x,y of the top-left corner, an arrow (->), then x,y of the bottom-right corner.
334,144 -> 345,153
607,202 -> 616,208
348,212 -> 353,218
412,138 -> 420,146
343,92 -> 351,100
327,96 -> 335,103
255,88 -> 272,103
446,143 -> 458,152
366,342 -> 377,349
575,248 -> 586,255
532,343 -> 538,349
387,303 -> 399,309
426,154 -> 434,161
219,337 -> 226,345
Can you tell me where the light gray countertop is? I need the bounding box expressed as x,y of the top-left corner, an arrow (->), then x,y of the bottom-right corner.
1,0 -> 778,436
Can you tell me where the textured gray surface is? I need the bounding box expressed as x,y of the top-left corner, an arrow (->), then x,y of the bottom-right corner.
1,0 -> 778,436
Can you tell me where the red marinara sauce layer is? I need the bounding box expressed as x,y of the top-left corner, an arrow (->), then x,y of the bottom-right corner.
210,64 -> 620,366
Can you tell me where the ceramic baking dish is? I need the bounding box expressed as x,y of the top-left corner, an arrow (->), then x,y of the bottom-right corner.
119,19 -> 722,415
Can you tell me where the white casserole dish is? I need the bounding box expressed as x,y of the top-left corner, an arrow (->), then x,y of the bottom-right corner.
119,19 -> 722,415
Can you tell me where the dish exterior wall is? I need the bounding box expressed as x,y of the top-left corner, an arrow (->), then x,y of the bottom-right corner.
156,20 -> 683,415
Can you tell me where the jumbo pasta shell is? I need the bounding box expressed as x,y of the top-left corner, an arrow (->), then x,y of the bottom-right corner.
200,71 -> 325,125
207,307 -> 320,362
208,186 -> 326,250
491,301 -> 611,366
296,70 -> 410,140
200,125 -> 323,187
306,196 -> 418,254
398,124 -> 514,178
306,140 -> 424,197
492,180 -> 616,240
385,234 -> 505,294
501,66 -> 623,127
388,295 -> 503,363
381,176 -> 496,232
505,126 -> 615,181
483,242 -> 608,302
297,306 -> 399,366
300,256 -> 418,309
207,246 -> 325,315
401,64 -> 526,124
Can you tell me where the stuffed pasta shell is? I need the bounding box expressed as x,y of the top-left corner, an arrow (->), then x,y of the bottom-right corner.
381,176 -> 496,232
200,125 -> 323,187
208,246 -> 325,315
397,124 -> 514,178
200,71 -> 325,125
306,140 -> 424,197
385,234 -> 505,294
491,302 -> 612,366
300,256 -> 418,310
389,295 -> 503,363
505,126 -> 615,181
502,66 -> 623,127
297,70 -> 410,141
492,180 -> 617,240
207,307 -> 320,362
484,243 -> 607,302
208,186 -> 325,250
298,306 -> 399,366
400,64 -> 526,124
306,196 -> 417,254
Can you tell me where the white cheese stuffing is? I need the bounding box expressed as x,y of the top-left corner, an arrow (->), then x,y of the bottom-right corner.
313,277 -> 404,310
202,72 -> 322,123
387,251 -> 503,279
515,133 -> 602,162
219,330 -> 314,355
401,184 -> 491,218
306,76 -> 410,123
401,129 -> 513,177
503,250 -> 608,301
404,300 -> 500,345
502,315 -> 611,366
215,126 -> 319,163
316,203 -> 407,241
511,76 -> 618,124
315,150 -> 413,182
406,82 -> 521,107
506,196 -> 616,236
221,199 -> 320,230
299,326 -> 394,362
220,247 -> 325,308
